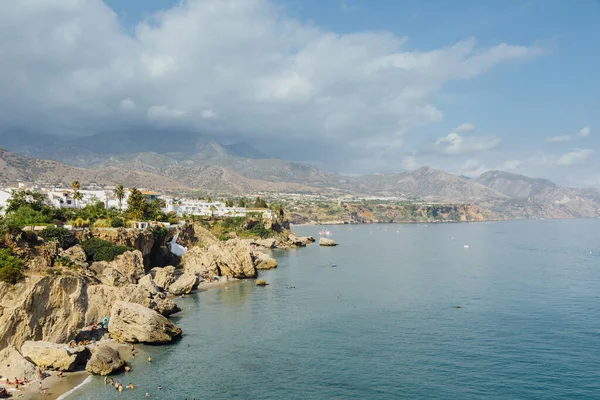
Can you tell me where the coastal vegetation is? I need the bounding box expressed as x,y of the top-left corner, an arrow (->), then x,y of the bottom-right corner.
80,238 -> 132,262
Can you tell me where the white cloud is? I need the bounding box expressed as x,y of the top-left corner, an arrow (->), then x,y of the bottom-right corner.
454,123 -> 476,133
555,149 -> 592,166
434,131 -> 500,155
546,127 -> 591,143
578,126 -> 591,137
0,0 -> 544,170
546,135 -> 571,143
118,98 -> 136,112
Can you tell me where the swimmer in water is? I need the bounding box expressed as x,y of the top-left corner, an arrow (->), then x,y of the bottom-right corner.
148,357 -> 152,362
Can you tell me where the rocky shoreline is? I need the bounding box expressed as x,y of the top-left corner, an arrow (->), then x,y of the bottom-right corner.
0,223 -> 316,399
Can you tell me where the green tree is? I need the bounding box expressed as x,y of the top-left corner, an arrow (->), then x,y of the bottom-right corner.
127,188 -> 145,220
254,197 -> 268,208
114,185 -> 125,210
237,197 -> 247,207
71,181 -> 80,192
73,191 -> 84,203
6,189 -> 47,213
225,200 -> 233,207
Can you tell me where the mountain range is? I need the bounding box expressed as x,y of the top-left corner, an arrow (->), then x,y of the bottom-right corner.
0,129 -> 599,219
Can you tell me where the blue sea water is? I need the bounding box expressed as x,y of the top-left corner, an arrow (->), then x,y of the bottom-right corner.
66,219 -> 600,400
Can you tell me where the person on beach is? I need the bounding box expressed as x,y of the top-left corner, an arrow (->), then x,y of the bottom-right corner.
124,365 -> 131,372
126,383 -> 134,389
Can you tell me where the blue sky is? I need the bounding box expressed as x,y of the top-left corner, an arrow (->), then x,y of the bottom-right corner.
2,0 -> 600,186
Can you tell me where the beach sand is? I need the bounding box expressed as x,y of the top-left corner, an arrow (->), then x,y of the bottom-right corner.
14,342 -> 132,400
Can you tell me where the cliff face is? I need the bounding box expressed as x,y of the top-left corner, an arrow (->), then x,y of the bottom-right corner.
0,223 -> 273,350
0,276 -> 87,350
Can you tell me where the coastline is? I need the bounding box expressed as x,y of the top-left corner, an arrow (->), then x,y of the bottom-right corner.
25,279 -> 237,400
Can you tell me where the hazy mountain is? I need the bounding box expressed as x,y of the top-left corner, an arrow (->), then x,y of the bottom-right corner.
476,170 -> 600,219
353,167 -> 507,202
0,148 -> 325,195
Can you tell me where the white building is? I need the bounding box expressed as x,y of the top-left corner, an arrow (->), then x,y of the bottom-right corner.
162,198 -> 272,219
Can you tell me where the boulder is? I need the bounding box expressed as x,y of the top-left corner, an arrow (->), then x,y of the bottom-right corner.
287,233 -> 306,247
85,345 -> 124,376
0,345 -> 37,381
151,266 -> 177,291
110,251 -> 145,283
137,274 -> 160,292
59,245 -> 87,268
253,251 -> 278,270
319,238 -> 337,246
168,273 -> 198,295
108,301 -> 182,343
20,341 -> 87,371
85,283 -> 180,326
99,267 -> 129,287
182,239 -> 257,279
89,250 -> 145,287
255,238 -> 276,249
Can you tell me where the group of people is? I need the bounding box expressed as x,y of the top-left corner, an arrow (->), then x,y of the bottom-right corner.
1,375 -> 30,388
104,377 -> 135,392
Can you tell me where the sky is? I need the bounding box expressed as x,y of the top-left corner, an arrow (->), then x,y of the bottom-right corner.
1,0 -> 599,187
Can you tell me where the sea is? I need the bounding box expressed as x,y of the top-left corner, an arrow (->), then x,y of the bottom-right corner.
65,219 -> 600,400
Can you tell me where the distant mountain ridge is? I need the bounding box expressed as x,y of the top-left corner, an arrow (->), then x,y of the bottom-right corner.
1,128 -> 599,219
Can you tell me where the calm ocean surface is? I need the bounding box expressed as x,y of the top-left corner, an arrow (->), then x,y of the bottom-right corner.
67,219 -> 600,400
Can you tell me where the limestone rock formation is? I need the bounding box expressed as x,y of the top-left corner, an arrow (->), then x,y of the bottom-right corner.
85,282 -> 180,325
181,239 -> 257,279
0,277 -> 87,350
255,238 -> 277,249
85,344 -> 124,375
20,341 -> 87,371
0,345 -> 37,381
151,266 -> 177,291
108,301 -> 182,343
90,250 -> 145,287
168,273 -> 198,295
58,245 -> 87,268
253,251 -> 278,270
319,238 -> 337,246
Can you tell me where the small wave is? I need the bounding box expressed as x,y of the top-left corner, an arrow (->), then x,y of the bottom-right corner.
56,375 -> 93,400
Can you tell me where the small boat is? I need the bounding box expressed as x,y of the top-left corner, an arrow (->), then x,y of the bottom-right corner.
331,264 -> 337,268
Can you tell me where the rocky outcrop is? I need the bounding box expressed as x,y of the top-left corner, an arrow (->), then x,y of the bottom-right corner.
108,301 -> 182,344
287,234 -> 315,247
85,344 -> 124,376
58,245 -> 88,268
0,277 -> 87,350
182,239 -> 257,279
253,251 -> 278,270
319,238 -> 337,246
89,250 -> 145,287
20,341 -> 87,371
151,266 -> 177,291
254,238 -> 277,249
85,282 -> 180,325
27,241 -> 59,270
168,273 -> 198,295
0,345 -> 37,381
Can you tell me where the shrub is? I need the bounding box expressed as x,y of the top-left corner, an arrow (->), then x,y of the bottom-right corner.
55,255 -> 75,268
0,248 -> 25,284
38,226 -> 78,249
81,238 -> 132,262
110,217 -> 124,228
92,219 -> 111,228
68,218 -> 90,228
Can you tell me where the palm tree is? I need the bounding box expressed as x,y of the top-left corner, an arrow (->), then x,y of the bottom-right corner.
71,181 -> 80,192
73,191 -> 84,208
114,185 -> 125,210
